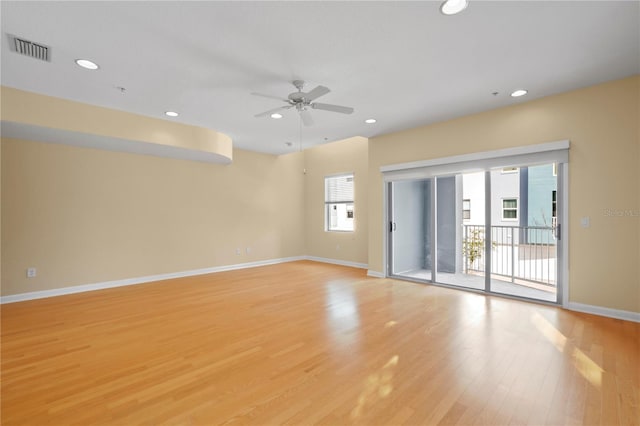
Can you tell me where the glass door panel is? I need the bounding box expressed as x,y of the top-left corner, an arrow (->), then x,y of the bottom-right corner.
389,179 -> 432,280
488,164 -> 558,303
435,173 -> 487,290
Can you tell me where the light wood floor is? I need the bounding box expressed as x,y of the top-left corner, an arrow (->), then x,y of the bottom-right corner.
1,261 -> 638,425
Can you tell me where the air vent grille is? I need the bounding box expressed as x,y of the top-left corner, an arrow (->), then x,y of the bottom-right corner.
7,34 -> 50,62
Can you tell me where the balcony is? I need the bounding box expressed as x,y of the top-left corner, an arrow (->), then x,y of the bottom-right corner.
462,224 -> 557,301
401,225 -> 558,303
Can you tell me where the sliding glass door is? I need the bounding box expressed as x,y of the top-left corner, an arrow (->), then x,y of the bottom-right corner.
488,164 -> 559,302
388,162 -> 561,304
388,179 -> 432,280
434,173 -> 487,290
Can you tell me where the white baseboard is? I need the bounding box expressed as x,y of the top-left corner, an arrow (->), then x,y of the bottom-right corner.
305,256 -> 368,270
9,260 -> 636,324
0,256 -> 306,304
567,302 -> 640,323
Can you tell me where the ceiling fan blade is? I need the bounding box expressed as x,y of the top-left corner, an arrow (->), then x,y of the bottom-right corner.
304,85 -> 330,101
300,109 -> 314,126
251,92 -> 289,102
311,103 -> 354,114
254,105 -> 291,118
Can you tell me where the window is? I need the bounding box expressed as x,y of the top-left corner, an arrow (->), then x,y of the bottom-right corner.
463,199 -> 471,220
325,174 -> 354,231
502,198 -> 518,220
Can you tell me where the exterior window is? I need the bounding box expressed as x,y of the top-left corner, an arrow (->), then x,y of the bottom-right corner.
502,198 -> 518,220
325,174 -> 354,232
463,199 -> 471,220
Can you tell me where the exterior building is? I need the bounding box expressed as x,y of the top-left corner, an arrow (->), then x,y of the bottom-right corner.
524,164 -> 558,244
462,165 -> 557,244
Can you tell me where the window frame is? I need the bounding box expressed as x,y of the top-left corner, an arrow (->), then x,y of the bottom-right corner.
502,197 -> 518,221
462,199 -> 471,221
324,173 -> 355,232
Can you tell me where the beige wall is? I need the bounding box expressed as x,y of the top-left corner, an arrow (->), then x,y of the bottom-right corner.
304,137 -> 368,265
368,76 -> 640,313
0,137 -> 2,288
1,87 -> 233,162
1,139 -> 305,296
2,76 -> 639,315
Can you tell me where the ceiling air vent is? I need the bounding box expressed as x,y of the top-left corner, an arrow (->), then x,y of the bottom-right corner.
7,34 -> 51,62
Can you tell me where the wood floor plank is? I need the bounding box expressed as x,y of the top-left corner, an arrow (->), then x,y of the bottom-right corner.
1,261 -> 638,425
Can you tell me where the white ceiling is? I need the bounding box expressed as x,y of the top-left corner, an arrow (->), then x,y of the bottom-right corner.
2,1 -> 639,155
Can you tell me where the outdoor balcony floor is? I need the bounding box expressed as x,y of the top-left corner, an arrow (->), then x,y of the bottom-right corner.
398,269 -> 557,303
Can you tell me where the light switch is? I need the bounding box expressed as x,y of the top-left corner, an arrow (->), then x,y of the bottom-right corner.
580,216 -> 590,228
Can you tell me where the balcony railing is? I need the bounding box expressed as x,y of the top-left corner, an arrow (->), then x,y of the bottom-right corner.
463,224 -> 557,287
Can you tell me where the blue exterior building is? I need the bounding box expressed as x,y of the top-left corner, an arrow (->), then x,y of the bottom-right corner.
520,164 -> 557,244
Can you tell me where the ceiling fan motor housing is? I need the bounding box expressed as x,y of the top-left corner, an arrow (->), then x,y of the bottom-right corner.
253,79 -> 353,124
288,92 -> 306,103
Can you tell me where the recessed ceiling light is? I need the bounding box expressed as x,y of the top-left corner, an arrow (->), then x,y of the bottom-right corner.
511,89 -> 528,97
165,111 -> 179,117
440,0 -> 468,15
365,118 -> 377,124
75,59 -> 99,70
271,113 -> 283,119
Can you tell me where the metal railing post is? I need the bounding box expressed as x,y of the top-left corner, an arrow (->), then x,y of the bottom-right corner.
461,224 -> 556,287
511,227 -> 515,283
464,225 -> 468,274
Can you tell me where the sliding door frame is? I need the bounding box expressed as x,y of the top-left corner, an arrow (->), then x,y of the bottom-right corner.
484,171 -> 492,293
382,141 -> 570,307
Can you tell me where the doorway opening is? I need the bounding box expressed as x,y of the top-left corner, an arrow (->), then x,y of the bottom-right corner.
386,155 -> 566,305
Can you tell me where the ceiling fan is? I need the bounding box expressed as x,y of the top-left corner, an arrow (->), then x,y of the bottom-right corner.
252,80 -> 354,126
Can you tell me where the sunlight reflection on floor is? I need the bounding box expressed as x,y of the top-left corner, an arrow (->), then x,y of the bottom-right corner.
350,355 -> 399,420
531,311 -> 568,352
572,347 -> 603,388
325,283 -> 361,351
531,312 -> 602,388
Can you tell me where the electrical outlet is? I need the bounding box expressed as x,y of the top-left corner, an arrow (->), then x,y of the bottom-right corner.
236,248 -> 241,255
246,247 -> 251,254
336,244 -> 341,251
26,267 -> 37,278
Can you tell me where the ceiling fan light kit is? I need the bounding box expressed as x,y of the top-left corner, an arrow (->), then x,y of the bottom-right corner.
253,80 -> 354,127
